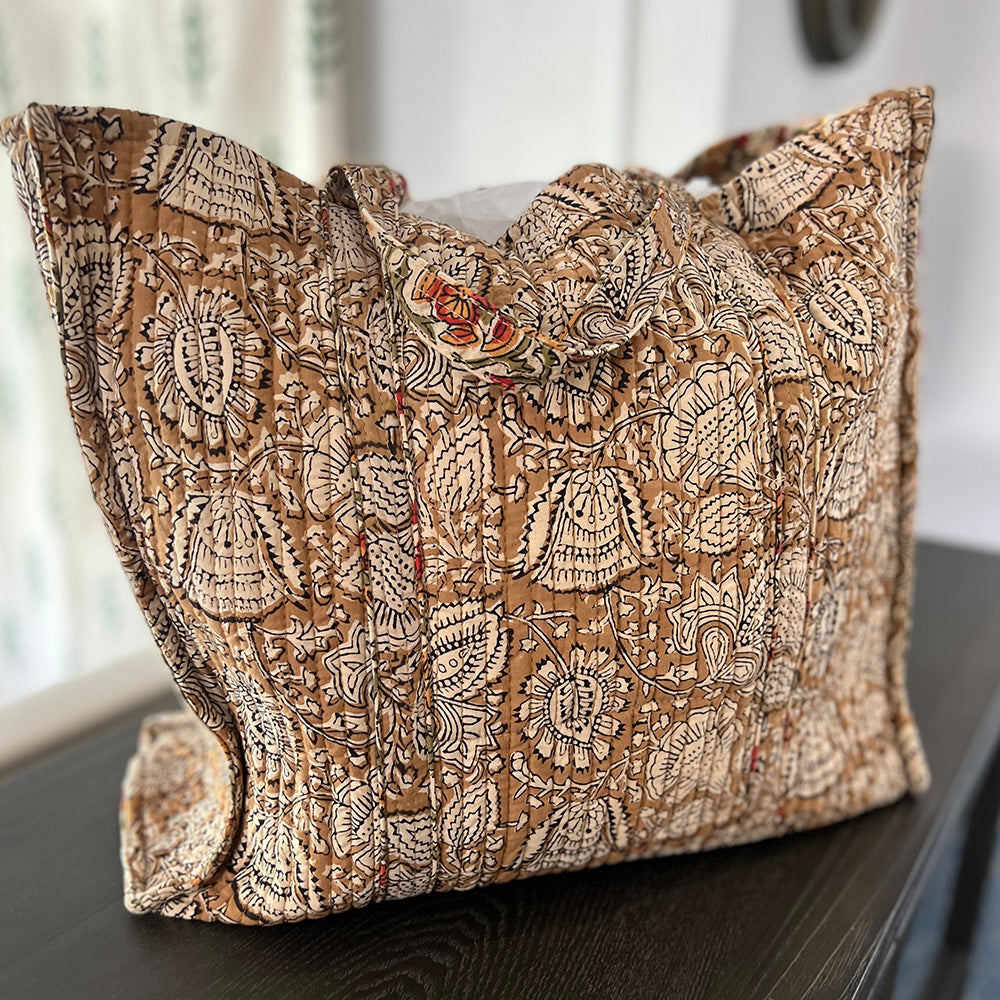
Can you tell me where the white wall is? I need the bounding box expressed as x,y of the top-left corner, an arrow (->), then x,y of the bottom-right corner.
722,0 -> 1000,553
348,0 -> 736,198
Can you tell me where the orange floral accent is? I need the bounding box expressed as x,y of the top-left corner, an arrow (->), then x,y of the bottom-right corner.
483,313 -> 518,353
412,271 -> 494,348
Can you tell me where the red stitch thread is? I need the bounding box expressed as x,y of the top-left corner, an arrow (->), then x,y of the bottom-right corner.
750,745 -> 759,772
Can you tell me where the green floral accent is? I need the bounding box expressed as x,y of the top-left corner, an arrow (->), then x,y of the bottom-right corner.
0,25 -> 12,109
304,0 -> 345,101
97,572 -> 124,632
182,0 -> 209,103
85,18 -> 107,97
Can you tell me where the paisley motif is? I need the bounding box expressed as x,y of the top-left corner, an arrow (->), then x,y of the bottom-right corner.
136,285 -> 269,453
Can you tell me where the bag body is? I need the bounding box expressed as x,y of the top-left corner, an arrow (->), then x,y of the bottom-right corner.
0,86 -> 933,924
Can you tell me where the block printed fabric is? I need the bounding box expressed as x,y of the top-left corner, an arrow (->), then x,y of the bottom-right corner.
0,87 -> 934,924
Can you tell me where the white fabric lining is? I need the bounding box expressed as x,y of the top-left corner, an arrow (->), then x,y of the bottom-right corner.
404,175 -> 719,243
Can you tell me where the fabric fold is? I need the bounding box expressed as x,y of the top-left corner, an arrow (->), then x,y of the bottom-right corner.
328,161 -> 695,387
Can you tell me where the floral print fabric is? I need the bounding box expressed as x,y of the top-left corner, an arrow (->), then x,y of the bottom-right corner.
0,86 -> 933,924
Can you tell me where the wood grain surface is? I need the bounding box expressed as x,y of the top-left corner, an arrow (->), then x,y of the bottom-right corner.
2,540 -> 999,1000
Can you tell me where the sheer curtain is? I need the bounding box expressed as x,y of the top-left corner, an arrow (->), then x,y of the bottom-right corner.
0,0 -> 349,705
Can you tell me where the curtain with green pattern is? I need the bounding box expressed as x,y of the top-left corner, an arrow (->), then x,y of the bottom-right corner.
0,0 -> 347,705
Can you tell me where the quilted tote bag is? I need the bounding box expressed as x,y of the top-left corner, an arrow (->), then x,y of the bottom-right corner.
0,85 -> 933,925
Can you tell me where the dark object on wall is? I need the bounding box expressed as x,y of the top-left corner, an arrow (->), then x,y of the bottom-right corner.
798,0 -> 883,63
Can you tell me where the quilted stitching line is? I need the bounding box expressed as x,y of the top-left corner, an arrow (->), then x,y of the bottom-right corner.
382,284 -> 443,894
318,189 -> 391,904
881,86 -> 934,795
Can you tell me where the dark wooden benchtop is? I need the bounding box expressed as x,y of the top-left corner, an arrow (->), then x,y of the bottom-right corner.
3,540 -> 1000,1000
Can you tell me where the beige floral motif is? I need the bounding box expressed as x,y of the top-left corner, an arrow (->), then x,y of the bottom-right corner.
519,796 -> 629,872
385,811 -> 435,896
520,465 -> 655,592
786,696 -> 847,799
300,420 -> 355,523
60,220 -> 135,330
320,621 -> 371,711
656,357 -> 763,493
358,450 -> 412,528
686,491 -> 747,556
366,531 -> 419,651
803,576 -> 848,679
521,355 -> 629,427
645,702 -> 741,802
222,671 -> 315,922
727,150 -> 837,231
667,566 -> 770,687
427,600 -> 509,767
225,669 -> 301,770
640,797 -> 717,844
440,779 -> 501,848
867,95 -> 912,154
818,406 -> 878,519
167,491 -> 289,619
763,546 -> 811,708
136,119 -> 289,232
423,413 -> 494,512
322,764 -> 377,865
803,257 -> 884,380
229,814 -> 312,923
517,646 -> 630,771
